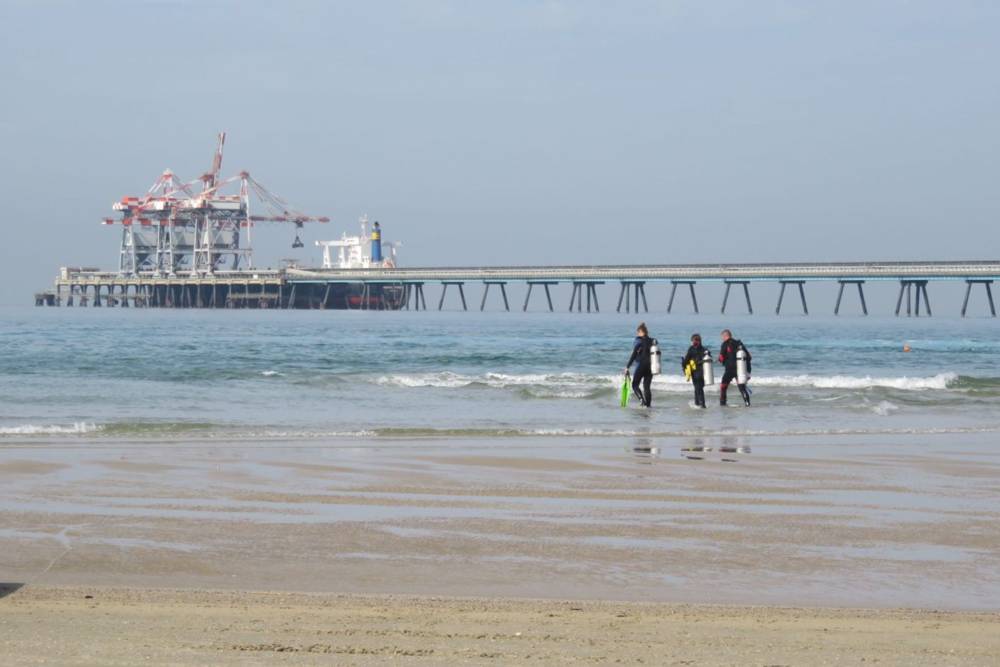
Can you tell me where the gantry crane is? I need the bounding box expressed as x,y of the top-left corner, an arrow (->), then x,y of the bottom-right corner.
105,133 -> 328,276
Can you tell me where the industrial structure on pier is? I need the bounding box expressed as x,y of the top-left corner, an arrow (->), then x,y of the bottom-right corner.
36,134 -> 1000,316
107,132 -> 330,276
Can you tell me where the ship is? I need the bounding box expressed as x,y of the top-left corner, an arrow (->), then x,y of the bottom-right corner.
311,215 -> 405,310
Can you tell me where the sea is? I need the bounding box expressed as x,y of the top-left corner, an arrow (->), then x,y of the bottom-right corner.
2,306 -> 999,443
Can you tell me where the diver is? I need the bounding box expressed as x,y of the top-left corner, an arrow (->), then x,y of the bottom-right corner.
624,322 -> 654,407
682,333 -> 708,408
718,329 -> 752,407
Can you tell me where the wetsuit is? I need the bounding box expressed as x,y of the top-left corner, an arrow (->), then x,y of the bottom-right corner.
682,344 -> 708,408
718,338 -> 751,406
626,335 -> 653,407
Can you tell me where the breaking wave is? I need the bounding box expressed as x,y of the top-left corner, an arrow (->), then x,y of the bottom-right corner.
749,372 -> 958,391
369,371 -> 965,394
0,422 -> 100,435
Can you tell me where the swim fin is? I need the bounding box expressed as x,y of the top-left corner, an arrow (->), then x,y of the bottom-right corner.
620,372 -> 631,407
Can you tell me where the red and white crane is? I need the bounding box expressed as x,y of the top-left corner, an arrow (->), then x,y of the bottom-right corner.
106,133 -> 328,275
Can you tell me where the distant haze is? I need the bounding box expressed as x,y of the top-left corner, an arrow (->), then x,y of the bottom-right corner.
1,1 -> 998,304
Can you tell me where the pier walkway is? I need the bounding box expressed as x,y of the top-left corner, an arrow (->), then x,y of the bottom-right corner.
43,260 -> 1000,316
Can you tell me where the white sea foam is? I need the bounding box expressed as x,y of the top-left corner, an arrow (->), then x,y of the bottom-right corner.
0,422 -> 100,435
748,372 -> 957,391
260,370 -> 284,377
224,429 -> 377,439
374,372 -> 612,390
871,401 -> 900,416
371,371 -> 959,393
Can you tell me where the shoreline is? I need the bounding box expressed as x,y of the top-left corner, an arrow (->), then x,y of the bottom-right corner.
3,585 -> 998,666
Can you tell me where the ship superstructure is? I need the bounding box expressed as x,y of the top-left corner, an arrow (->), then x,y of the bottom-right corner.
316,215 -> 400,269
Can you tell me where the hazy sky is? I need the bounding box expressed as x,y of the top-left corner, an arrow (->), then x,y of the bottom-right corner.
1,1 -> 998,305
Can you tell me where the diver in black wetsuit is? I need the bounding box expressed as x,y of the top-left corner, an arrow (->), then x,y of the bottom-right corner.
682,333 -> 708,408
624,322 -> 654,407
718,329 -> 752,406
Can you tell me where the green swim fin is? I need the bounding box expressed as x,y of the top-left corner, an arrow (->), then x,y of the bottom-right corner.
620,372 -> 631,407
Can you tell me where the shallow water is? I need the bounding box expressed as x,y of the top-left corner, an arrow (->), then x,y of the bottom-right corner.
2,306 -> 999,441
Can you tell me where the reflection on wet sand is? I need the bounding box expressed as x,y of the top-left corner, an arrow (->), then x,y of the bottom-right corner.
680,436 -> 752,461
629,437 -> 660,462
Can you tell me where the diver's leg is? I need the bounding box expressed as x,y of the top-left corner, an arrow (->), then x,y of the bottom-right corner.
720,370 -> 736,405
642,371 -> 652,407
738,384 -> 751,406
631,370 -> 645,404
694,380 -> 705,408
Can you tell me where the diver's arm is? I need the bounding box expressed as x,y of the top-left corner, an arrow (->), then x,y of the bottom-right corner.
625,343 -> 640,370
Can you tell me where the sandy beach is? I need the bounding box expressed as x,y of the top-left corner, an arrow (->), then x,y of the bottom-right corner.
1,430 -> 999,663
2,586 -> 997,666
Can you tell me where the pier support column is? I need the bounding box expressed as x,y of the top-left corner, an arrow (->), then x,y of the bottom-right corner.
962,280 -> 996,317
402,283 -> 427,310
667,281 -> 698,314
776,280 -> 808,315
93,284 -> 102,307
438,281 -> 467,311
617,282 -> 647,313
481,281 -> 510,311
722,280 -> 753,315
895,280 -> 931,317
834,280 -> 868,316
523,281 -> 557,312
569,282 -> 603,313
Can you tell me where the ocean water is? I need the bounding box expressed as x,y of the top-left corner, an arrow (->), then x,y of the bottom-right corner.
1,307 -> 999,442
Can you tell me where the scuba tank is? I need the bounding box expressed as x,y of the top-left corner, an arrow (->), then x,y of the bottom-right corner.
702,349 -> 714,385
736,346 -> 749,384
650,339 -> 661,375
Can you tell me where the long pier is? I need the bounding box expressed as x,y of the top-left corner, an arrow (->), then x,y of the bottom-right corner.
37,260 -> 1000,316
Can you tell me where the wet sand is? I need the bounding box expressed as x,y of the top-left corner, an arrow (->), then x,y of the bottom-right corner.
2,431 -> 999,662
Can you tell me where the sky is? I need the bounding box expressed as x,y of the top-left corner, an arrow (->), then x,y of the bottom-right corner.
1,0 -> 998,305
